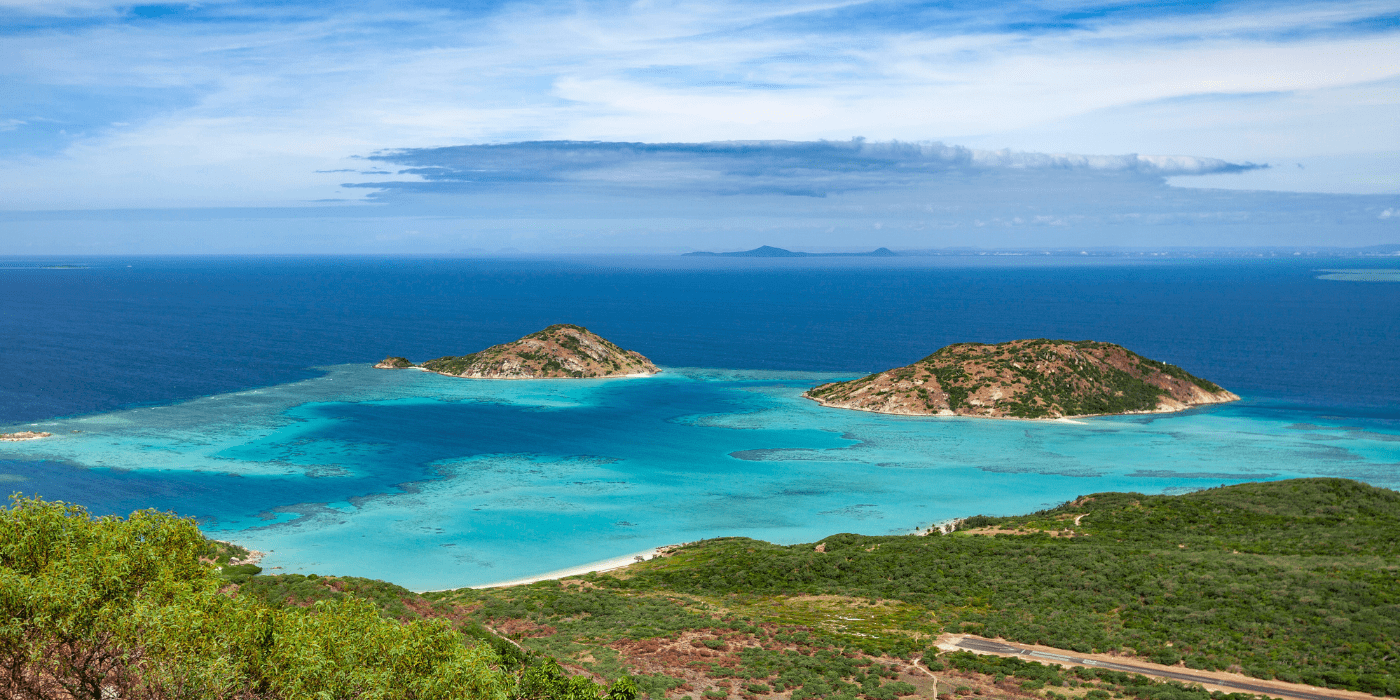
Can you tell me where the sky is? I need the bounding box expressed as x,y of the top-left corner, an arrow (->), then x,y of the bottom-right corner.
1,0 -> 1398,253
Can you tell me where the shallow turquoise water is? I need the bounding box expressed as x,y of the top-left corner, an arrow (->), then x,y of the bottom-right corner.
2,365 -> 1397,591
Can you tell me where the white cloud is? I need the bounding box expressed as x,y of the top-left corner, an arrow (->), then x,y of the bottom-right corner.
0,0 -> 124,15
342,139 -> 1262,206
0,0 -> 1397,209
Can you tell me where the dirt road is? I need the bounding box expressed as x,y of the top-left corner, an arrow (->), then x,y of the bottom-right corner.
941,635 -> 1382,700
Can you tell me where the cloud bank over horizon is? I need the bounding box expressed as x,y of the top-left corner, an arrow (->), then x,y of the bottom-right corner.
351,139 -> 1265,198
3,137 -> 1394,254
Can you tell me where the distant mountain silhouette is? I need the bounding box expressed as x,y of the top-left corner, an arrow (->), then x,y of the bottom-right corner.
683,245 -> 898,258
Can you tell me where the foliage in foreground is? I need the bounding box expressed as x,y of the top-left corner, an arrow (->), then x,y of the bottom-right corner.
0,494 -> 557,700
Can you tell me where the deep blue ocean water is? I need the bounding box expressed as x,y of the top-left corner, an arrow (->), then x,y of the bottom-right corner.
1,255 -> 1397,589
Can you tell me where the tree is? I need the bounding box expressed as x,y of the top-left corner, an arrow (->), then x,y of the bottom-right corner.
0,494 -> 513,700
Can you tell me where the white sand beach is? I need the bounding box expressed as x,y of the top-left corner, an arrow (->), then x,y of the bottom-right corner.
459,545 -> 675,591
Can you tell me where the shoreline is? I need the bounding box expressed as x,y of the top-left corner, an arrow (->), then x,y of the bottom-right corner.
411,366 -> 662,381
434,545 -> 679,592
802,392 -> 1239,422
441,515 -> 953,591
212,540 -> 267,566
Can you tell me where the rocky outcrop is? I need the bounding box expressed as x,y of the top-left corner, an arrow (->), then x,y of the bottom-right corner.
806,339 -> 1238,419
0,431 -> 51,441
374,356 -> 414,369
419,325 -> 659,379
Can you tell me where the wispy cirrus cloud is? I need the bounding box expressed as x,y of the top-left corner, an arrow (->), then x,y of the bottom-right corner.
0,0 -> 125,16
0,0 -> 1395,248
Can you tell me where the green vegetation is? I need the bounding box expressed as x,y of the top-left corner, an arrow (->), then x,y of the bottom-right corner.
0,494 -> 634,700
378,356 -> 416,369
419,324 -> 649,378
528,324 -> 610,350
598,479 -> 1397,695
238,573 -> 448,619
430,581 -> 935,700
810,339 -> 1231,419
423,351 -> 483,375
407,479 -> 1397,700
927,362 -> 970,412
5,479 -> 1394,699
923,340 -> 1178,418
940,652 -> 1277,700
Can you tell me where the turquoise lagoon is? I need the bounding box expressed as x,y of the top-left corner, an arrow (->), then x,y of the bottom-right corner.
1,364 -> 1397,591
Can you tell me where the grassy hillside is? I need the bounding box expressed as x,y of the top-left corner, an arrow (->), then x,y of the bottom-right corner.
3,478 -> 1395,699
602,479 -> 1396,688
432,479 -> 1397,698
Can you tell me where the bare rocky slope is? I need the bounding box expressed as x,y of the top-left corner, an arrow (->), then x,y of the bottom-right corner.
401,324 -> 659,379
805,339 -> 1238,419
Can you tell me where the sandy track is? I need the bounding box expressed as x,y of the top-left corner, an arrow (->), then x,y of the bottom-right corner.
937,634 -> 1386,700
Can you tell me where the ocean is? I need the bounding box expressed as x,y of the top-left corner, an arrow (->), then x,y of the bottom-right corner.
1,255 -> 1397,590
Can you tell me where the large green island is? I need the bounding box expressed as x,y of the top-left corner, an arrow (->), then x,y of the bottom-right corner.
4,478 -> 1394,700
807,339 -> 1239,419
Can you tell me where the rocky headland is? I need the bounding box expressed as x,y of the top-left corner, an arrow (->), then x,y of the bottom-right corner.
381,324 -> 659,379
805,339 -> 1238,419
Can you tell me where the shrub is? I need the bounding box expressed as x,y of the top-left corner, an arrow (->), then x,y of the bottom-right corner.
0,495 -> 512,700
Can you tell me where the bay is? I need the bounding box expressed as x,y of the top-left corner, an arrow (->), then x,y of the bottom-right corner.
1,255 -> 1397,589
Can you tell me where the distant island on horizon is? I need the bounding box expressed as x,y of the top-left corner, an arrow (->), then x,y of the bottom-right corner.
667,243 -> 1400,259
683,245 -> 899,257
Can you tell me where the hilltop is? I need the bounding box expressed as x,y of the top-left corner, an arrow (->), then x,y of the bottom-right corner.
806,339 -> 1237,419
410,324 -> 659,379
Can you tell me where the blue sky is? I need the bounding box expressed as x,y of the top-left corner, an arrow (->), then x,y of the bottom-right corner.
1,0 -> 1397,252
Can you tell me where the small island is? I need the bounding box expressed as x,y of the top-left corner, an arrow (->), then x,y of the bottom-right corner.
378,324 -> 659,379
0,431 -> 51,441
806,339 -> 1238,419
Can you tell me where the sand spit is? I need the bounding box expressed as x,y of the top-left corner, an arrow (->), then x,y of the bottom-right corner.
0,431 -> 51,442
448,544 -> 684,592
